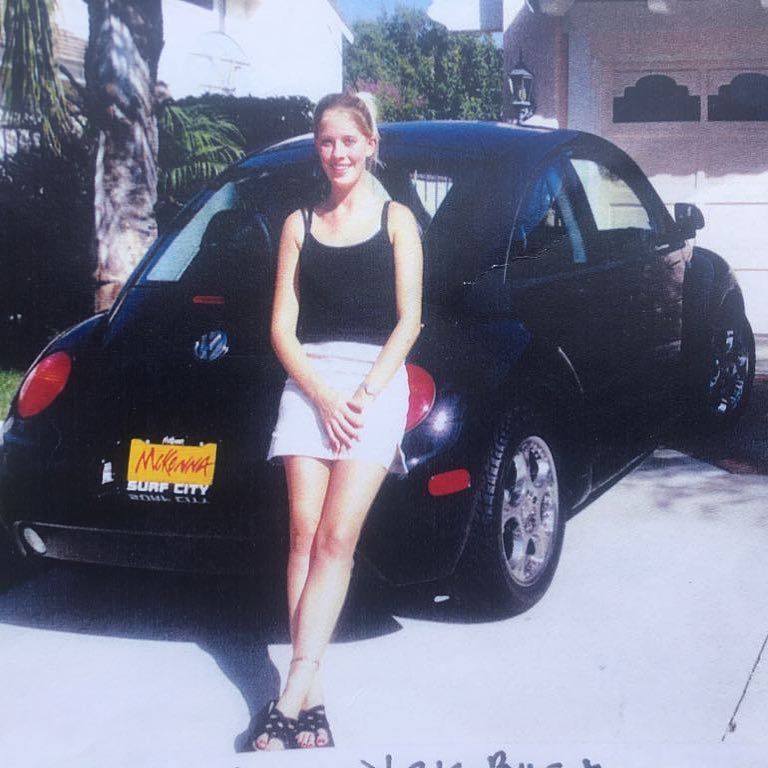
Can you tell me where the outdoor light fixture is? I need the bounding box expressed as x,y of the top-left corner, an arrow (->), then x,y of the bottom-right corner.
508,50 -> 534,124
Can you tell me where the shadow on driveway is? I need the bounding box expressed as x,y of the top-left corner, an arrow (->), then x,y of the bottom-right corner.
670,372 -> 768,476
2,344 -> 766,752
0,561 -> 403,751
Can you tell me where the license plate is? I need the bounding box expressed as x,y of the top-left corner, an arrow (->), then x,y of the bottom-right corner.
126,439 -> 217,486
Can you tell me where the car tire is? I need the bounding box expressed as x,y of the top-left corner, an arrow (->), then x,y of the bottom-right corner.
688,308 -> 755,432
461,407 -> 567,616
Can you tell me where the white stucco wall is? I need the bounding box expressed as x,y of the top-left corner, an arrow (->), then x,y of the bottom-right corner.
160,0 -> 349,100
54,0 -> 349,101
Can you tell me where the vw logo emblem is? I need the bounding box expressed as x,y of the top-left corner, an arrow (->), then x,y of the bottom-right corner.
194,330 -> 229,362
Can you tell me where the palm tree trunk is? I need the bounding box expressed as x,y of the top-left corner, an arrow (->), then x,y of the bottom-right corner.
85,0 -> 163,311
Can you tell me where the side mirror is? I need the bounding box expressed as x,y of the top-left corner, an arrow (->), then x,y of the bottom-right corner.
674,203 -> 705,239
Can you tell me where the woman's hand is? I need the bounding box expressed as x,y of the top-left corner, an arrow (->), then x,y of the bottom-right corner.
314,387 -> 366,453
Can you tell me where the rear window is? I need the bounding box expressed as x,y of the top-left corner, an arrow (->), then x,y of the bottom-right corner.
144,183 -> 238,282
137,151 -> 499,303
138,164 -> 321,285
409,171 -> 454,216
378,159 -> 509,301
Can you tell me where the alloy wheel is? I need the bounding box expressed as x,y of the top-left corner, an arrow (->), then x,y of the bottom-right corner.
708,324 -> 751,417
500,436 -> 559,587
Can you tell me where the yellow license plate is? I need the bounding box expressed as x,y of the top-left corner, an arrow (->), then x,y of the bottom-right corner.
126,440 -> 217,486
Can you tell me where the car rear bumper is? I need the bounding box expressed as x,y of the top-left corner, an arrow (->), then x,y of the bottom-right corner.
1,423 -> 477,585
11,519 -> 273,574
0,442 -> 288,574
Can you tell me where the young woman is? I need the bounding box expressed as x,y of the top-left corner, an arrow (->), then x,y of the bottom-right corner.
254,91 -> 423,750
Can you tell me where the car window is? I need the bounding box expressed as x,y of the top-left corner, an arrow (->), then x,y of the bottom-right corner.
409,171 -> 453,216
378,159 -> 505,303
512,162 -> 586,270
376,160 -> 465,234
144,182 -> 238,282
570,158 -> 653,232
566,157 -> 662,264
139,163 -> 320,285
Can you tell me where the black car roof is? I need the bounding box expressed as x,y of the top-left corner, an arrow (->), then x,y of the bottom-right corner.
383,120 -> 578,159
239,121 -> 581,172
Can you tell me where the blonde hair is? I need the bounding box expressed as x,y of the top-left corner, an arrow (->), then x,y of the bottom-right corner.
313,90 -> 380,167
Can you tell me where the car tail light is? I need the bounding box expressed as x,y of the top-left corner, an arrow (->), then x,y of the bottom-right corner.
17,351 -> 72,418
405,364 -> 436,431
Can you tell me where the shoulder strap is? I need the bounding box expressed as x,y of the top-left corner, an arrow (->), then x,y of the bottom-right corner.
300,207 -> 313,248
380,200 -> 392,232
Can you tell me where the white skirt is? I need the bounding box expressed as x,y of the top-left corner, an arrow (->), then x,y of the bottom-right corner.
267,341 -> 409,475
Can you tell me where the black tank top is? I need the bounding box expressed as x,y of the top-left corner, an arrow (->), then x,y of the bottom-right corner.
297,202 -> 398,345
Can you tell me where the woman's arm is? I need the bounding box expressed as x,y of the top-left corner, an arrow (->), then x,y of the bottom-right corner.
352,201 -> 423,405
271,210 -> 364,452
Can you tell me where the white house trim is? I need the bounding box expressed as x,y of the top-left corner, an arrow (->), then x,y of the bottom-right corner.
49,0 -> 351,102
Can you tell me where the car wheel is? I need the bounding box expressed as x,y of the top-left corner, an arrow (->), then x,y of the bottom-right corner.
690,310 -> 755,431
462,407 -> 567,615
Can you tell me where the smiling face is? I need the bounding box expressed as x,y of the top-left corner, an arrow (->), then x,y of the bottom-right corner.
314,107 -> 377,189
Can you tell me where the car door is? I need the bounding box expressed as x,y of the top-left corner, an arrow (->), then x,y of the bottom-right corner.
565,146 -> 687,428
502,157 -> 642,455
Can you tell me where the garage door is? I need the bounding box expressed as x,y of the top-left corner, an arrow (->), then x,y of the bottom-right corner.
595,31 -> 768,332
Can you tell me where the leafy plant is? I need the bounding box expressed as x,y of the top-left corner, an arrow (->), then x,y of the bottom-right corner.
157,102 -> 246,203
0,0 -> 70,153
171,94 -> 314,153
154,95 -> 312,229
0,133 -> 93,367
0,369 -> 23,416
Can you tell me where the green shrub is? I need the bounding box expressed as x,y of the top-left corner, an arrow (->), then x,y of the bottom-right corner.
0,136 -> 93,368
155,94 -> 314,229
0,369 -> 23,417
172,94 -> 314,154
0,95 -> 314,361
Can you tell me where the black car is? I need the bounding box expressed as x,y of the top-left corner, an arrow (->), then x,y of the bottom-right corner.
0,122 -> 755,612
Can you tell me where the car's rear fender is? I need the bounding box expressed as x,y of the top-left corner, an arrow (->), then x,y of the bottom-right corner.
26,312 -> 106,365
688,247 -> 744,324
4,313 -> 107,431
682,246 -> 749,363
491,338 -> 593,512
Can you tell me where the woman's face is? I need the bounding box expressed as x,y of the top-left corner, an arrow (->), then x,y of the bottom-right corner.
315,108 -> 376,188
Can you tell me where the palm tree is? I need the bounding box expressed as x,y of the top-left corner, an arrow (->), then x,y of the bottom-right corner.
0,0 -> 70,153
85,0 -> 163,310
2,0 -> 163,311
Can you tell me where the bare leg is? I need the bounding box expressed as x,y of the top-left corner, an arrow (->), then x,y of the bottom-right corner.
285,457 -> 330,747
267,459 -> 388,750
284,457 -> 330,632
254,456 -> 329,750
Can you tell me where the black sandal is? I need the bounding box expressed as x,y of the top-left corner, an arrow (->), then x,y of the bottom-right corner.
252,701 -> 298,751
297,704 -> 335,748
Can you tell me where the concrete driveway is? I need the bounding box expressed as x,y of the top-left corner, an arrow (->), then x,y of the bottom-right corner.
1,356 -> 767,768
